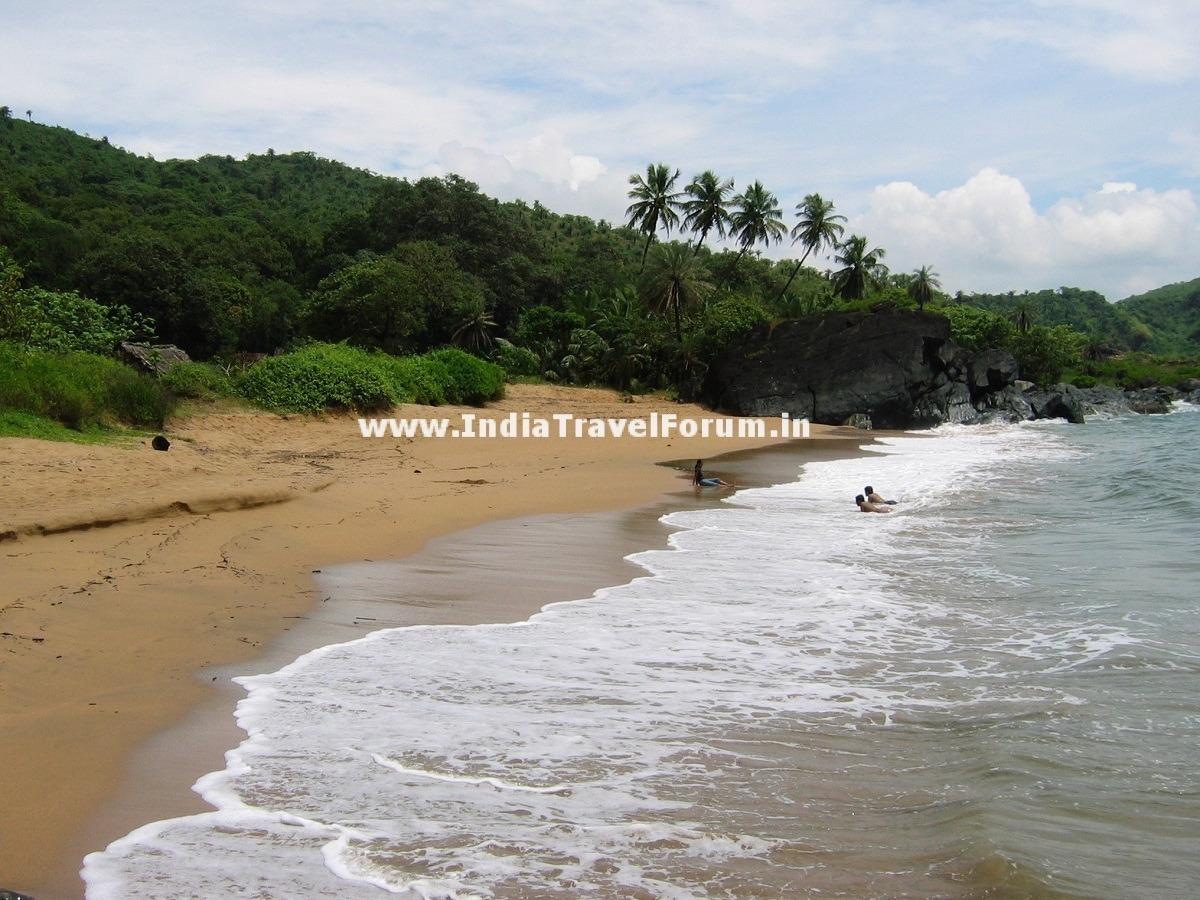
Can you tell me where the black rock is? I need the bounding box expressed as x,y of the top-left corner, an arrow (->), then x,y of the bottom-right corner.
701,307 -> 1030,429
1027,384 -> 1087,423
151,435 -> 170,451
966,349 -> 1020,393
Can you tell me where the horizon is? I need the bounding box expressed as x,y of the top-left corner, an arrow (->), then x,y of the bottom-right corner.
2,1 -> 1198,301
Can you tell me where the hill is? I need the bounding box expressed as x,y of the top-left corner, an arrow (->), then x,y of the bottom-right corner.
959,287 -> 1150,350
1115,278 -> 1200,355
0,115 -> 644,357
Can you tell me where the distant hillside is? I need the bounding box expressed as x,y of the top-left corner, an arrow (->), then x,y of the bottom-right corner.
0,115 -> 645,356
959,287 -> 1148,348
1115,278 -> 1200,356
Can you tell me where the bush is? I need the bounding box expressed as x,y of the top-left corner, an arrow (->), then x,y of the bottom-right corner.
162,361 -> 233,400
235,343 -> 397,413
492,340 -> 541,378
0,342 -> 174,429
423,347 -> 506,405
380,355 -> 445,406
231,343 -> 505,414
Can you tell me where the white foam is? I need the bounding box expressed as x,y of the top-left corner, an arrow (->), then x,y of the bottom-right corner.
84,422 -> 1135,897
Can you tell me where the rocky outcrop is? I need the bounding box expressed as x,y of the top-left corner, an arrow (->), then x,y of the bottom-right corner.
701,307 -> 1198,429
701,307 -> 1031,428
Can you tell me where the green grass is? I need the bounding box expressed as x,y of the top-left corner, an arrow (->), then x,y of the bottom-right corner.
0,342 -> 175,430
0,409 -> 150,443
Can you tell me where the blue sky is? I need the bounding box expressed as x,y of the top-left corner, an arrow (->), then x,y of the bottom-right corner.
3,0 -> 1198,300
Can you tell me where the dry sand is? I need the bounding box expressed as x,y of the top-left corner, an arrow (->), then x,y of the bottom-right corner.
0,384 -> 869,897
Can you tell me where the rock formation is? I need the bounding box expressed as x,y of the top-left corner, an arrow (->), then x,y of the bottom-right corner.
701,307 -> 1031,428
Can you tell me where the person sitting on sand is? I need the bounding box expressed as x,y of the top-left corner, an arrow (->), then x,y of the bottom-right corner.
864,485 -> 897,505
856,494 -> 892,513
693,459 -> 734,488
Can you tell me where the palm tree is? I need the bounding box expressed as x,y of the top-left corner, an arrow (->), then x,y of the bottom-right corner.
729,181 -> 787,265
640,243 -> 713,342
831,235 -> 888,301
682,170 -> 734,257
778,194 -> 845,301
1010,299 -> 1035,334
452,305 -> 497,352
626,163 -> 684,269
907,265 -> 941,310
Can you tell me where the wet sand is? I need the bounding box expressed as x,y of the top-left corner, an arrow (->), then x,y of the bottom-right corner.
0,386 -> 869,897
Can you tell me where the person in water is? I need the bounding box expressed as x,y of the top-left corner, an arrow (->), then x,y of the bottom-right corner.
856,493 -> 892,513
693,459 -> 733,488
864,485 -> 897,505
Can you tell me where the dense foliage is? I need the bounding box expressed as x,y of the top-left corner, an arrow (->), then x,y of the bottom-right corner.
0,340 -> 173,429
1,114 -> 1196,430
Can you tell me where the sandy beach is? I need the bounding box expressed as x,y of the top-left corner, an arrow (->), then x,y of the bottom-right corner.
0,384 -> 868,897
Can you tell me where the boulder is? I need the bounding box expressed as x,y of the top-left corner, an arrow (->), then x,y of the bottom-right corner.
1027,384 -> 1086,423
966,349 -> 1020,393
1177,378 -> 1200,393
701,307 -> 955,428
701,307 -> 1033,429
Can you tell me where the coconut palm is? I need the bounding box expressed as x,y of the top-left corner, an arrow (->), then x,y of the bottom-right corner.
1010,299 -> 1036,334
625,163 -> 684,269
640,243 -> 713,342
451,305 -> 497,352
831,235 -> 888,301
778,193 -> 845,301
682,170 -> 734,257
729,181 -> 787,265
907,265 -> 941,310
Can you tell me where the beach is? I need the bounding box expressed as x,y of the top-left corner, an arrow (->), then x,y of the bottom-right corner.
0,384 -> 863,898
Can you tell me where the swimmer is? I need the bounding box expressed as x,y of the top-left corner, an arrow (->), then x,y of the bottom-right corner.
864,485 -> 897,505
856,494 -> 892,513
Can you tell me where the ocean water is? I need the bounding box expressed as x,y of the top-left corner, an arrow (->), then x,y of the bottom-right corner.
83,406 -> 1200,898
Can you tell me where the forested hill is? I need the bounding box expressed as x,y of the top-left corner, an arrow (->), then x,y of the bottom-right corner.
2,114 -> 1197,372
0,116 -> 643,357
1115,278 -> 1200,355
956,281 -> 1200,356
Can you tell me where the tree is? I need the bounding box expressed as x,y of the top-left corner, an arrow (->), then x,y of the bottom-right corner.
303,242 -> 485,354
778,193 -> 845,301
682,170 -> 734,257
831,235 -> 887,301
625,163 -> 683,269
729,181 -> 786,270
452,304 -> 497,352
907,265 -> 941,310
640,243 -> 712,342
1011,299 -> 1036,334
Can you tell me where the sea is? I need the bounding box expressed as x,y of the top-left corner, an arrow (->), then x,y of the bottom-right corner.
83,405 -> 1200,898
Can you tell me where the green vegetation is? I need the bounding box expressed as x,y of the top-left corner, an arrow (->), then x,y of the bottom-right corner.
1065,354 -> 1200,391
1116,278 -> 1200,356
941,304 -> 1085,385
234,343 -> 504,413
0,341 -> 174,430
1,114 -> 1196,437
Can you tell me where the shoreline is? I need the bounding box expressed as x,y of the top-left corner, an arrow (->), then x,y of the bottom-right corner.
0,386 -> 871,898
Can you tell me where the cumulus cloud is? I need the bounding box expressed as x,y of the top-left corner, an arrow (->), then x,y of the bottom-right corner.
434,135 -> 625,221
853,170 -> 1200,299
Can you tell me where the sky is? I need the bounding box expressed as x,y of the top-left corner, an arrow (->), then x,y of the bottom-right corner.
3,0 -> 1199,301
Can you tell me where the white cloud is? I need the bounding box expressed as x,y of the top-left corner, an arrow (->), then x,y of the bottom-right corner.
854,170 -> 1200,299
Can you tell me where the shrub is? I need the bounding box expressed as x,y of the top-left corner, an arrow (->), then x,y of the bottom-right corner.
162,361 -> 233,400
235,343 -> 397,413
380,355 -> 445,406
492,340 -> 541,378
0,342 -> 174,429
422,347 -> 506,405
